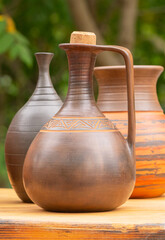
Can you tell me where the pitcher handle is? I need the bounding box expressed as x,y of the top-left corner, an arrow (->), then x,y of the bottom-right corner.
95,45 -> 135,155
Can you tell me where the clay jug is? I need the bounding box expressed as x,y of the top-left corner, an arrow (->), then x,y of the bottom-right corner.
23,31 -> 136,212
5,52 -> 63,202
94,65 -> 165,198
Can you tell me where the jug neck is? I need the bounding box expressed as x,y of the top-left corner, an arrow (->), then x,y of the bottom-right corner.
95,66 -> 164,112
57,49 -> 103,117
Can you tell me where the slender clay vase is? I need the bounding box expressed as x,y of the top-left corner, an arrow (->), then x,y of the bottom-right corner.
94,65 -> 165,198
23,31 -> 136,212
5,52 -> 63,202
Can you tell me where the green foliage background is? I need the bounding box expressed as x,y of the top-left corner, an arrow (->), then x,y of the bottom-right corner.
0,0 -> 165,187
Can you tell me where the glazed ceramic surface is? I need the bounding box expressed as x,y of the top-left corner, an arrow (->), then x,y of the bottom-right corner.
23,39 -> 136,212
5,53 -> 63,202
95,65 -> 165,198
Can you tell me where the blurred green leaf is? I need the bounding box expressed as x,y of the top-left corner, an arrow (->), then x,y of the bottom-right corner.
14,31 -> 29,45
0,32 -> 14,54
0,75 -> 12,88
17,44 -> 33,67
0,20 -> 6,35
9,43 -> 20,59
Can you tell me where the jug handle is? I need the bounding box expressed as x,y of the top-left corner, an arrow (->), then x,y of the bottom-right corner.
95,45 -> 135,156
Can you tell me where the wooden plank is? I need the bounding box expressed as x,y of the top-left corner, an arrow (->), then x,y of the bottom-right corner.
0,189 -> 164,239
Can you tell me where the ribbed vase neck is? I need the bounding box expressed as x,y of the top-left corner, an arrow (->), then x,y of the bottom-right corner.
28,53 -> 62,105
35,53 -> 54,88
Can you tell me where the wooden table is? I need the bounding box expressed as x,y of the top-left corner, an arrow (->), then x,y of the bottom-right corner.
0,189 -> 164,239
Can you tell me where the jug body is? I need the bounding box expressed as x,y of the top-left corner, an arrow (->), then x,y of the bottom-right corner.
5,53 -> 63,202
24,117 -> 135,211
23,33 -> 136,211
95,65 -> 165,198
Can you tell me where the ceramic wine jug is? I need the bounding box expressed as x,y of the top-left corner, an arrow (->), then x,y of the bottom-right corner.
23,31 -> 136,212
5,52 -> 63,202
94,65 -> 165,198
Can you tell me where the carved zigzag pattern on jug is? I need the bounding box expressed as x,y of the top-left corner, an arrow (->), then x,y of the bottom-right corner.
41,118 -> 116,132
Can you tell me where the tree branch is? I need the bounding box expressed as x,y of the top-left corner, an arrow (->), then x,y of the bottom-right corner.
118,0 -> 138,50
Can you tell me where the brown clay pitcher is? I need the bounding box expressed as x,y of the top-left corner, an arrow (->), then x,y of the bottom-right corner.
5,52 -> 63,202
94,65 -> 165,198
23,31 -> 136,212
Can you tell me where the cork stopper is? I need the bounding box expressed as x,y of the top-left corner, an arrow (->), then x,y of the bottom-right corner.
70,31 -> 96,45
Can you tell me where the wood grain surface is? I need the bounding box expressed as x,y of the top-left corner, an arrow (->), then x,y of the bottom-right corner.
0,189 -> 164,239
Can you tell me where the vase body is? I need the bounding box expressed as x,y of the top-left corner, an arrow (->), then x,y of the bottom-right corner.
23,44 -> 136,212
5,53 -> 63,202
94,65 -> 165,198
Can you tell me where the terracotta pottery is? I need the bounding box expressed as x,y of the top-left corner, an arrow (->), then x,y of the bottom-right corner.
94,65 -> 165,198
5,52 -> 63,202
23,31 -> 136,212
